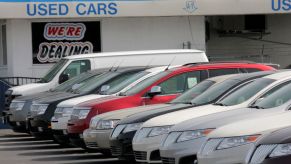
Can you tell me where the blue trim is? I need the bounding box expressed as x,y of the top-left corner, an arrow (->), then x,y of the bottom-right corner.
4,0 -> 153,1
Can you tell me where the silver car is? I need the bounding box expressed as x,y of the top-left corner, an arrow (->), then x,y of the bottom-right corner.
197,99 -> 291,164
160,75 -> 291,164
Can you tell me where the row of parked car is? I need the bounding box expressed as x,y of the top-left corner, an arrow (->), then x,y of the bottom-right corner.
3,49 -> 290,164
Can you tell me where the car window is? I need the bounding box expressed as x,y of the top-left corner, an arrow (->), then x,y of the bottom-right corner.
218,78 -> 275,106
252,81 -> 291,109
170,80 -> 215,104
245,68 -> 261,73
40,59 -> 68,83
209,68 -> 239,77
191,79 -> 240,105
62,60 -> 91,79
157,71 -> 201,95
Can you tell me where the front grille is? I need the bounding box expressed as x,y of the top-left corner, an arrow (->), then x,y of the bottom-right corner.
85,142 -> 99,148
161,157 -> 175,164
201,139 -> 222,155
111,124 -> 126,138
134,151 -> 147,161
111,146 -> 122,156
250,144 -> 277,164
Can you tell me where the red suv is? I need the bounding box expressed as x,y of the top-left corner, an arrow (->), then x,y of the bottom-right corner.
66,63 -> 274,148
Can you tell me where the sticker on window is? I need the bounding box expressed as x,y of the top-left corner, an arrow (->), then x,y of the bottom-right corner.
187,78 -> 198,88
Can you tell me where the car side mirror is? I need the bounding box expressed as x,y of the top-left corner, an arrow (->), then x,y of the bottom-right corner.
100,85 -> 110,92
59,74 -> 69,84
148,86 -> 162,98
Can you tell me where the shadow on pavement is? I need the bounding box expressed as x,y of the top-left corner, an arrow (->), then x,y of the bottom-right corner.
19,149 -> 86,156
31,154 -> 110,161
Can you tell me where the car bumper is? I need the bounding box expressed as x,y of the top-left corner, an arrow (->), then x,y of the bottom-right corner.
29,116 -> 53,139
133,134 -> 165,163
9,121 -> 28,133
67,119 -> 87,134
260,155 -> 291,164
109,131 -> 136,160
68,133 -> 86,148
160,137 -> 207,164
197,143 -> 254,164
83,129 -> 112,149
52,129 -> 70,144
51,116 -> 70,130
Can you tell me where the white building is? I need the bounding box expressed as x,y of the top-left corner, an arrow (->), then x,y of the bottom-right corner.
0,0 -> 290,78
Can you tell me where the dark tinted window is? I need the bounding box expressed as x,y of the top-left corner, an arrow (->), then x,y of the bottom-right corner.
171,80 -> 215,104
209,68 -> 239,77
218,78 -> 275,106
158,71 -> 201,95
245,68 -> 261,73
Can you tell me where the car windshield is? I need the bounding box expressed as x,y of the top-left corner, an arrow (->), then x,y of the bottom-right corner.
217,78 -> 275,106
39,59 -> 68,83
170,80 -> 215,104
121,71 -> 171,96
190,79 -> 240,105
103,71 -> 150,95
251,82 -> 291,109
52,72 -> 100,92
71,72 -> 114,94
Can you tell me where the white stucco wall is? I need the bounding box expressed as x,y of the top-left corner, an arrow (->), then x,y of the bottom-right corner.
207,14 -> 291,68
4,16 -> 205,77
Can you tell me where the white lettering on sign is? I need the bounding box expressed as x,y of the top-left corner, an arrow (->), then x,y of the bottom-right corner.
37,42 -> 93,63
44,23 -> 86,40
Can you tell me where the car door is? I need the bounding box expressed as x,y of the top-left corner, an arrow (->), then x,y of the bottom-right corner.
143,71 -> 202,105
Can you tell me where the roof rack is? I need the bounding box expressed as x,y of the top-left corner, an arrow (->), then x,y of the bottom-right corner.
183,60 -> 256,66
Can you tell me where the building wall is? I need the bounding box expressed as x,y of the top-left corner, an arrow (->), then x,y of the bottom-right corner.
207,14 -> 291,68
4,16 -> 205,77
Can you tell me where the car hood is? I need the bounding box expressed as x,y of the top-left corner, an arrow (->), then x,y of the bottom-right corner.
141,104 -> 230,128
13,91 -> 65,102
209,112 -> 291,138
171,106 -> 286,132
117,103 -> 192,125
9,83 -> 49,96
99,104 -> 172,121
57,94 -> 108,107
32,91 -> 79,104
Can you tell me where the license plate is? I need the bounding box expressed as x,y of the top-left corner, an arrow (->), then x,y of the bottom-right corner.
16,122 -> 21,126
38,127 -> 43,132
79,134 -> 83,138
63,130 -> 68,135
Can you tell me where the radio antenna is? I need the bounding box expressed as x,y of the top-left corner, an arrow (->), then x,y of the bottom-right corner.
109,60 -> 118,71
165,56 -> 176,71
114,60 -> 124,72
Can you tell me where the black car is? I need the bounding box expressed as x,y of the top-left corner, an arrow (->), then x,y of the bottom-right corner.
7,69 -> 107,133
109,71 -> 274,161
27,67 -> 147,139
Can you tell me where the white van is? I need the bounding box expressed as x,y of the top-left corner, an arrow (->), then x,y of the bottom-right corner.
6,49 -> 208,99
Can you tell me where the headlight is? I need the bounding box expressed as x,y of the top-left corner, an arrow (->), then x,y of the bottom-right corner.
89,117 -> 100,129
10,101 -> 25,111
96,119 -> 120,130
31,104 -> 49,115
269,144 -> 291,158
73,107 -> 91,119
62,107 -> 74,117
123,123 -> 143,133
217,135 -> 260,150
176,129 -> 215,143
148,126 -> 172,137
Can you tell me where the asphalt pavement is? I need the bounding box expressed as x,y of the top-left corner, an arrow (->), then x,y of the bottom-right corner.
0,129 -> 123,164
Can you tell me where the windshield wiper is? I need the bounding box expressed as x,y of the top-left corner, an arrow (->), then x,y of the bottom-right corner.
249,105 -> 265,109
214,102 -> 228,106
118,92 -> 127,96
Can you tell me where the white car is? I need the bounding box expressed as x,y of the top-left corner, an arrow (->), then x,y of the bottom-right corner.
51,66 -> 177,143
197,99 -> 291,164
131,71 -> 291,163
159,71 -> 291,164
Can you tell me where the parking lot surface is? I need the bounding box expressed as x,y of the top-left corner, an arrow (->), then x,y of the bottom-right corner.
0,129 -> 122,164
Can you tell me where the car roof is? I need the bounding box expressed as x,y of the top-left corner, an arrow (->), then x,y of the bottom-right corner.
64,49 -> 204,60
263,70 -> 291,80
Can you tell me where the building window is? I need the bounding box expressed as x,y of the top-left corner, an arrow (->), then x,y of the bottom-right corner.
1,24 -> 7,66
